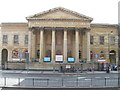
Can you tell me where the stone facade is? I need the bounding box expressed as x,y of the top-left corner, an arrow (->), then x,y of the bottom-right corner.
0,7 -> 118,70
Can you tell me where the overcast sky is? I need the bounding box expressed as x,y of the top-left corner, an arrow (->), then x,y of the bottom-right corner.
0,0 -> 119,24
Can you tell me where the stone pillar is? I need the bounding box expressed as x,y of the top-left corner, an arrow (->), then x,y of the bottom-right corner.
75,29 -> 79,62
87,31 -> 90,61
0,28 -> 2,69
51,29 -> 56,62
28,29 -> 32,60
31,31 -> 36,58
0,50 -> 2,69
63,29 -> 67,63
40,28 -> 44,62
116,52 -> 118,65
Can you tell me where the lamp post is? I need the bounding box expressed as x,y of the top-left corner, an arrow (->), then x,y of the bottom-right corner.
107,31 -> 113,60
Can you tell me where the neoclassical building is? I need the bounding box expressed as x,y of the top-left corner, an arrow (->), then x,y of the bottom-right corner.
0,7 -> 118,70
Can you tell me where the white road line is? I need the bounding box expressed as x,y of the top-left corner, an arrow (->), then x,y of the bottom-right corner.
95,77 -> 101,78
78,77 -> 86,79
105,77 -> 110,78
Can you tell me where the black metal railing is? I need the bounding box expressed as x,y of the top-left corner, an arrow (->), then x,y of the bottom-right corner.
0,77 -> 119,88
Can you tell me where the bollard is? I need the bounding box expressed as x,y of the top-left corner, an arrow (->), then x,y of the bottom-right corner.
76,78 -> 78,87
33,78 -> 34,86
105,78 -> 106,86
47,79 -> 49,87
91,78 -> 92,86
18,78 -> 20,86
62,78 -> 63,87
4,77 -> 6,86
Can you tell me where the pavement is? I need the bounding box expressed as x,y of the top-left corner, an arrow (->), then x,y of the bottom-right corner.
0,70 -> 118,75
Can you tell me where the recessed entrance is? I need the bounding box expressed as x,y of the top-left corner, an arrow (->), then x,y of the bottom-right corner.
109,50 -> 116,65
2,49 -> 8,69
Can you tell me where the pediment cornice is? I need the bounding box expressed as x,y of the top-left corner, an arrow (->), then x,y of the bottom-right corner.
26,7 -> 93,21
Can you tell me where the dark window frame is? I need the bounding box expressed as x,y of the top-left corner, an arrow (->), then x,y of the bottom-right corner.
3,35 -> 8,44
25,35 -> 28,44
14,35 -> 19,44
99,36 -> 104,45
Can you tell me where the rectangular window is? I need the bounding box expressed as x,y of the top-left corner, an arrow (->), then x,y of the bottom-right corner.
3,35 -> 8,44
25,35 -> 28,44
99,36 -> 104,45
110,36 -> 115,45
14,35 -> 19,44
90,36 -> 93,44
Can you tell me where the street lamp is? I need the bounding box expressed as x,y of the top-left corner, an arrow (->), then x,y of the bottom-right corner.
107,31 -> 113,60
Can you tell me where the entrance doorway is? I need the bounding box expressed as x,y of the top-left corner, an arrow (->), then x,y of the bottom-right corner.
109,50 -> 116,65
2,49 -> 8,69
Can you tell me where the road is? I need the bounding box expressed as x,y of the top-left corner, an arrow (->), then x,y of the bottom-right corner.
0,70 -> 119,88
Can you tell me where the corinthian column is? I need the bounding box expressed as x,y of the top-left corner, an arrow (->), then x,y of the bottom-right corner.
32,31 -> 36,58
75,29 -> 79,62
87,31 -> 90,61
40,28 -> 44,62
28,28 -> 32,60
63,29 -> 67,62
51,29 -> 56,62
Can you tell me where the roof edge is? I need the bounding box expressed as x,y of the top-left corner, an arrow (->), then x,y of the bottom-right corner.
91,23 -> 118,27
1,22 -> 28,26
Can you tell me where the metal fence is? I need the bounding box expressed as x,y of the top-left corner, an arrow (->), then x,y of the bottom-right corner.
0,77 -> 119,88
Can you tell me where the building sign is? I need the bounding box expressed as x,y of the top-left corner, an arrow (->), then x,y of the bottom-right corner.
68,57 -> 74,62
106,59 -> 110,62
44,57 -> 51,62
66,64 -> 71,69
98,59 -> 106,62
19,53 -> 23,58
12,58 -> 20,62
55,55 -> 63,62
95,54 -> 99,59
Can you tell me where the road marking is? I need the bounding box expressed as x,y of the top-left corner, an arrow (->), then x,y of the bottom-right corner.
95,77 -> 101,78
105,77 -> 110,78
78,77 -> 86,79
85,79 -> 91,80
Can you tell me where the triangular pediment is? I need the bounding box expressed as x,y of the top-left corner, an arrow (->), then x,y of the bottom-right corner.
26,7 -> 93,21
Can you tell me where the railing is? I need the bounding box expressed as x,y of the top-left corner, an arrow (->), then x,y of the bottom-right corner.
0,77 -> 119,88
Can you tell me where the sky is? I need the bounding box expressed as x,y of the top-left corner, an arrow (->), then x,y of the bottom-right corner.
0,0 -> 119,24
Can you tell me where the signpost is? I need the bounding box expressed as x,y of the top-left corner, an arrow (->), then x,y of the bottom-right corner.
25,53 -> 29,72
95,54 -> 99,59
19,53 -> 22,61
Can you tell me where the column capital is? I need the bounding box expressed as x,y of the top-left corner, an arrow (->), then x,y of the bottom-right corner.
75,27 -> 80,30
28,27 -> 33,31
39,27 -> 45,30
75,28 -> 81,32
51,27 -> 56,31
63,27 -> 68,30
